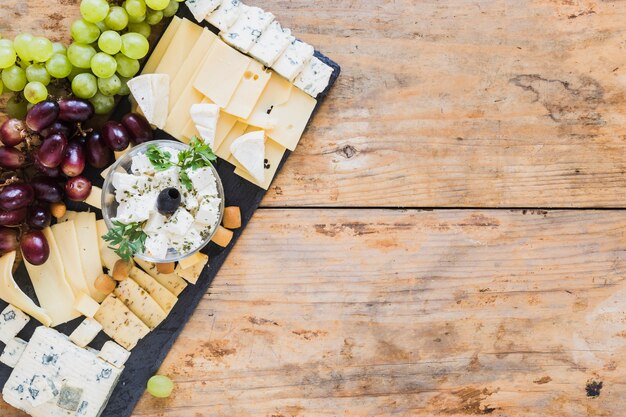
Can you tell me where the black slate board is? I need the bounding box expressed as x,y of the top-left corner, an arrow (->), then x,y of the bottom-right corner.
0,6 -> 340,417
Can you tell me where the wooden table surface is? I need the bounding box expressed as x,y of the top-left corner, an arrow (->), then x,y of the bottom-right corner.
3,0 -> 626,416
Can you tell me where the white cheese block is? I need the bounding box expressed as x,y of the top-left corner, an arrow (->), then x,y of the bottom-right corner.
206,0 -> 244,31
51,220 -> 90,297
186,167 -> 218,194
94,294 -> 150,350
69,318 -> 102,348
144,212 -> 168,234
0,337 -> 27,368
98,341 -> 130,369
249,20 -> 294,67
144,233 -> 170,260
96,219 -> 121,272
153,166 -> 181,190
74,212 -> 107,302
0,304 -> 30,344
114,191 -> 157,224
163,208 -> 195,236
129,267 -> 177,312
133,258 -> 188,296
220,6 -> 274,53
113,279 -> 167,329
74,292 -> 101,318
128,74 -> 170,129
130,152 -> 155,175
186,0 -> 221,22
190,103 -> 220,149
294,56 -> 334,98
272,40 -> 315,81
195,200 -> 221,226
230,130 -> 266,182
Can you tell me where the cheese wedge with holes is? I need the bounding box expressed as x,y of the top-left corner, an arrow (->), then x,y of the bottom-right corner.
94,294 -> 150,350
75,212 -> 107,302
264,85 -> 317,151
129,267 -> 177,312
224,60 -> 271,119
134,258 -> 187,296
114,278 -> 166,329
244,73 -> 292,128
142,16 -> 182,74
230,130 -> 265,182
234,136 -> 286,190
51,221 -> 90,297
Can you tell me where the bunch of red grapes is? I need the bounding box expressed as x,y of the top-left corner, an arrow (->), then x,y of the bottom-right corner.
0,97 -> 153,265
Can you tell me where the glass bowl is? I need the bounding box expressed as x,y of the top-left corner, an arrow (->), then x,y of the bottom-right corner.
101,139 -> 224,263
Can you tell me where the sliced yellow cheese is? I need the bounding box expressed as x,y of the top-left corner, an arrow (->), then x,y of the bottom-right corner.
264,86 -> 317,151
175,253 -> 208,284
0,251 -> 52,326
134,258 -> 187,296
84,186 -> 102,209
223,60 -> 271,119
178,252 -> 207,270
129,267 -> 177,313
94,294 -> 150,350
74,292 -> 101,318
215,121 -> 248,161
100,165 -> 111,179
244,72 -> 292,129
57,210 -> 78,223
114,278 -> 166,329
51,221 -> 90,297
74,212 -> 107,302
96,219 -> 121,272
142,16 -> 182,75
234,136 -> 286,190
23,228 -> 80,326
192,38 -> 251,107
154,18 -> 203,82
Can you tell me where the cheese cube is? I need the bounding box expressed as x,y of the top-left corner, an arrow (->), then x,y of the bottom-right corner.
130,152 -> 155,175
112,172 -> 147,197
144,212 -> 167,234
163,208 -> 194,236
186,167 -> 218,195
114,191 -> 157,224
207,0 -> 244,31
98,341 -> 131,368
294,56 -> 334,98
114,278 -> 166,329
186,0 -> 221,22
0,337 -> 27,368
272,40 -> 315,81
153,166 -> 181,190
94,294 -> 150,350
196,200 -> 220,225
249,21 -> 294,67
182,190 -> 199,211
0,305 -> 30,344
144,233 -> 170,259
220,6 -> 275,53
69,318 -> 103,348
74,292 -> 101,318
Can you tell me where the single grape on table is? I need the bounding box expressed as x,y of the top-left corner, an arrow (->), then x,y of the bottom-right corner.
146,375 -> 174,398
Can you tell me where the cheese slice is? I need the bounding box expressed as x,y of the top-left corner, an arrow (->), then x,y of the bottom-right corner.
230,130 -> 265,182
175,253 -> 208,284
272,40 -> 315,82
154,18 -> 203,80
294,56 -> 334,98
264,85 -> 317,151
244,72 -> 292,129
142,16 -> 182,74
234,136 -> 286,190
84,185 -> 102,209
190,103 -> 220,148
220,6 -> 274,53
69,318 -> 102,347
94,294 -> 150,350
114,278 -> 167,329
57,210 -> 78,223
186,0 -> 221,22
51,221 -> 90,297
128,74 -> 170,129
129,267 -> 177,312
193,38 -> 251,107
249,20 -> 293,67
74,292 -> 101,318
134,258 -> 188,296
224,59 -> 271,119
207,0 -> 244,31
0,304 -> 30,344
0,252 -> 52,326
98,341 -> 131,368
23,228 -> 80,326
75,212 -> 107,302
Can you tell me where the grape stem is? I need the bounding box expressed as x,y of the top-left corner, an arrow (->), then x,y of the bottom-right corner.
74,123 -> 93,138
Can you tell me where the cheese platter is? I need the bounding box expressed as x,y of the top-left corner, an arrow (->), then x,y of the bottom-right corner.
0,0 -> 340,416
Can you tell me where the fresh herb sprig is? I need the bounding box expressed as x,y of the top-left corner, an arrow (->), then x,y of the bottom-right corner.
102,221 -> 148,261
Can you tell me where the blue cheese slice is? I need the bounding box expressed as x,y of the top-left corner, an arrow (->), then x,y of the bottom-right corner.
249,21 -> 294,67
186,0 -> 221,22
0,304 -> 30,344
272,40 -> 315,81
97,341 -> 130,369
220,6 -> 275,53
294,56 -> 334,98
0,337 -> 27,368
207,0 -> 244,32
69,318 -> 102,348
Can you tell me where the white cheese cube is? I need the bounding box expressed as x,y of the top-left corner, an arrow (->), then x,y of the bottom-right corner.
114,191 -> 157,224
220,6 -> 275,53
74,292 -> 100,318
249,21 -> 294,67
195,200 -> 220,225
163,208 -> 194,236
0,305 -> 30,344
272,40 -> 315,81
144,233 -> 170,259
69,318 -> 103,348
97,341 -> 130,369
0,337 -> 27,368
182,190 -> 199,211
153,166 -> 181,191
169,227 -> 204,253
112,172 -> 146,193
130,152 -> 155,175
144,212 -> 168,234
162,146 -> 181,164
186,167 -> 217,194
186,0 -> 221,22
294,56 -> 334,98
207,0 -> 244,31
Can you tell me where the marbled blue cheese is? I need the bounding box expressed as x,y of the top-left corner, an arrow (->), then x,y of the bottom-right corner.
186,0 -> 221,22
294,56 -> 334,98
0,337 -> 27,368
97,341 -> 130,369
207,0 -> 244,32
272,40 -> 315,81
0,304 -> 30,344
249,21 -> 294,67
220,6 -> 275,53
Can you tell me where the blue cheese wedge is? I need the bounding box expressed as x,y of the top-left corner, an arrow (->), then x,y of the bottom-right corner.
0,337 -> 27,368
0,304 -> 30,344
272,40 -> 315,81
186,0 -> 221,22
249,21 -> 294,67
294,56 -> 334,98
97,341 -> 130,369
230,130 -> 266,182
220,6 -> 275,53
207,0 -> 244,32
69,318 -> 103,348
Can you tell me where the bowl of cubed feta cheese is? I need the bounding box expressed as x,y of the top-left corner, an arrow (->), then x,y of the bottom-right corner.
101,139 -> 224,263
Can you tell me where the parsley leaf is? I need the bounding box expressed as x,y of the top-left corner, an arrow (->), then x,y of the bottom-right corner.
146,145 -> 173,171
177,136 -> 217,190
102,221 -> 148,261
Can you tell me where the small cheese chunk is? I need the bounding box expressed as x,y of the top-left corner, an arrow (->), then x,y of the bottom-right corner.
175,253 -> 208,284
211,225 -> 233,247
196,199 -> 221,226
164,208 -> 195,236
94,294 -> 150,350
129,267 -> 178,312
223,206 -> 241,229
98,341 -> 131,368
134,258 -> 188,296
144,233 -> 170,260
128,74 -> 170,129
0,304 -> 30,344
178,252 -> 207,270
187,167 -> 218,194
131,152 -> 155,175
207,0 -> 244,31
190,103 -> 220,148
84,185 -> 102,209
186,0 -> 221,22
114,278 -> 167,329
69,318 -> 103,348
294,56 -> 334,98
144,212 -> 168,234
220,6 -> 275,53
230,130 -> 266,182
74,292 -> 101,318
249,20 -> 294,67
272,40 -> 315,81
0,337 -> 27,368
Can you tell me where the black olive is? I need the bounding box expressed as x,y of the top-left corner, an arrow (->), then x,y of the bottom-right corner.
157,187 -> 181,215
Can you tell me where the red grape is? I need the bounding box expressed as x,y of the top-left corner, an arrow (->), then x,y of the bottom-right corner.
0,183 -> 35,211
122,113 -> 153,144
34,156 -> 62,178
0,118 -> 25,147
86,131 -> 112,168
20,230 -> 49,265
31,177 -> 64,203
102,121 -> 130,151
40,121 -> 73,139
0,147 -> 26,170
61,141 -> 86,177
65,175 -> 92,201
37,133 -> 68,168
0,227 -> 19,256
0,208 -> 27,226
27,204 -> 51,229
58,98 -> 94,123
25,100 -> 60,132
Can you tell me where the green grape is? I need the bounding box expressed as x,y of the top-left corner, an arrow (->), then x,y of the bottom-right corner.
2,65 -> 27,91
0,80 -> 3,95
97,74 -> 122,96
89,91 -> 116,114
46,54 -> 73,78
0,46 -> 16,69
6,95 -> 28,119
98,31 -> 122,55
146,375 -> 174,398
25,63 -> 51,85
95,20 -> 109,32
72,72 -> 98,98
30,37 -> 54,62
118,76 -> 131,95
0,39 -> 13,49
105,6 -> 130,31
120,33 -> 149,60
162,0 -> 179,17
80,0 -> 110,23
128,22 -> 151,39
175,0 -> 185,2
145,9 -> 163,25
24,81 -> 48,104
145,0 -> 169,11
128,13 -> 146,23
115,53 -> 140,77
13,33 -> 34,62
67,43 -> 97,69
67,66 -> 90,82
125,0 -> 147,18
90,52 -> 117,78
71,19 -> 101,44
52,42 -> 67,56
